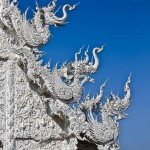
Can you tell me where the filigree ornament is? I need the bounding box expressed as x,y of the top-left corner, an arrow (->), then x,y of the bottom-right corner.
0,0 -> 131,150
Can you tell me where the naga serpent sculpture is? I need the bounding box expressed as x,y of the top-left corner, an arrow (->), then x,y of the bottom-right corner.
0,0 -> 131,149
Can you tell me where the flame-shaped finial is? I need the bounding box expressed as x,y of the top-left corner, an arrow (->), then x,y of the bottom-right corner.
69,2 -> 80,10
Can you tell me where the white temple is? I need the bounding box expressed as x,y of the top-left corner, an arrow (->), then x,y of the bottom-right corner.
0,0 -> 131,149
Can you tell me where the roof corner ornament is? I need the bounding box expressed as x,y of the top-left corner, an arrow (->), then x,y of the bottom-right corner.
0,0 -> 131,149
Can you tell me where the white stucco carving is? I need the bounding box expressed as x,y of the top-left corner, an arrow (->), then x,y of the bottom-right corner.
0,0 -> 131,149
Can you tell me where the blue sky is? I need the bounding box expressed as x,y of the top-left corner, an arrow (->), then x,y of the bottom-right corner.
18,0 -> 150,149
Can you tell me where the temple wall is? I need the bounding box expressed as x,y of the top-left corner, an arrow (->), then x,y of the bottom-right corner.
0,59 -> 7,149
13,64 -> 67,149
0,58 -> 77,149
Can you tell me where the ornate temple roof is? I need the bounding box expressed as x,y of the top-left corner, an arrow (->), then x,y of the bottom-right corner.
0,0 -> 131,149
